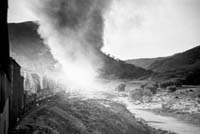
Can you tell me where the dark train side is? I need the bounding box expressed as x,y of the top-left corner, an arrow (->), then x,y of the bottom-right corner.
0,1 -> 25,133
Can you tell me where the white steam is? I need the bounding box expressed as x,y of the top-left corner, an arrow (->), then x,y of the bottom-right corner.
27,0 -> 111,90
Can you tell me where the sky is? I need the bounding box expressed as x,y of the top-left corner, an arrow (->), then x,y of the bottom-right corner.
8,0 -> 200,60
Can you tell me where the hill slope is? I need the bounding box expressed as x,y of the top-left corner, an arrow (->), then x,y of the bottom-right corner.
126,46 -> 200,84
126,46 -> 200,72
126,57 -> 165,70
148,46 -> 200,72
8,22 -> 152,79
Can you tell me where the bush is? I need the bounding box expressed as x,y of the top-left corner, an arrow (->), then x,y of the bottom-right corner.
141,82 -> 158,94
160,79 -> 182,89
162,103 -> 171,111
147,86 -> 158,94
167,85 -> 177,92
160,81 -> 174,88
129,88 -> 154,103
129,88 -> 143,102
143,89 -> 152,97
140,83 -> 148,89
116,84 -> 126,92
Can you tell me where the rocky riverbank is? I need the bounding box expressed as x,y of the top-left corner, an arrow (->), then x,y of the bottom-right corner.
130,87 -> 200,125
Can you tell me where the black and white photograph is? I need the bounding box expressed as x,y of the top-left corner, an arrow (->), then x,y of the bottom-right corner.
1,0 -> 200,134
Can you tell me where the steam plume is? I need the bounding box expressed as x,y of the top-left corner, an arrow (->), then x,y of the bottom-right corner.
28,0 -> 111,89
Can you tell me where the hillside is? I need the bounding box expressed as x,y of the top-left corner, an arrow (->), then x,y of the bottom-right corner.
126,46 -> 200,72
126,57 -> 165,70
8,22 -> 152,79
148,46 -> 200,72
126,46 -> 200,84
100,54 -> 152,79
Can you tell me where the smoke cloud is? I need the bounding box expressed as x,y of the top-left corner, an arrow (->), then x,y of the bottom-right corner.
27,0 -> 111,89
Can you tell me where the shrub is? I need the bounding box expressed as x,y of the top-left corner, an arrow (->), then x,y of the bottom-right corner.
167,85 -> 177,92
116,84 -> 126,92
129,88 -> 143,102
140,83 -> 148,89
160,81 -> 174,88
161,103 -> 171,111
143,89 -> 152,96
147,85 -> 158,94
160,79 -> 183,89
142,82 -> 158,94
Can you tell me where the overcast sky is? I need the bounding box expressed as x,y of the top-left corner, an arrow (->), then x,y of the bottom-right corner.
8,0 -> 200,60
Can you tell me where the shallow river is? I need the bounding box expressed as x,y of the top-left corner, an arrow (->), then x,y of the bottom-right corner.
118,97 -> 200,134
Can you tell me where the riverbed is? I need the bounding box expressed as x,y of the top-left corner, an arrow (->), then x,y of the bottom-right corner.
115,97 -> 200,134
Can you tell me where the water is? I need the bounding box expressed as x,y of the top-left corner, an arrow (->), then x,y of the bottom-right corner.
82,87 -> 200,134
118,97 -> 200,134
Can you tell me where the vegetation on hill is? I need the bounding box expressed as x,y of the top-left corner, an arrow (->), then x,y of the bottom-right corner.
148,46 -> 200,72
126,46 -> 200,85
99,53 -> 153,79
126,57 -> 165,70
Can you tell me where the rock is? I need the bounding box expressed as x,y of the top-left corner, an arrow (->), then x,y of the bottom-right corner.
189,89 -> 194,92
175,96 -> 179,99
